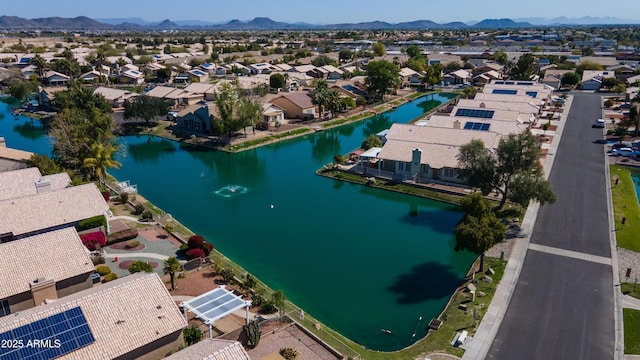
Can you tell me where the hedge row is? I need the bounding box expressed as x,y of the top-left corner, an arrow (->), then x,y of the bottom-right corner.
78,215 -> 107,232
107,228 -> 139,244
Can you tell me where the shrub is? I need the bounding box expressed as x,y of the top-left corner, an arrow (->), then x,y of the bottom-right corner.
280,348 -> 300,360
92,255 -> 106,265
141,210 -> 153,221
188,235 -> 206,249
164,224 -> 174,233
126,239 -> 140,248
604,99 -> 615,108
103,273 -> 118,282
107,229 -> 138,244
119,192 -> 129,204
220,268 -> 235,283
80,231 -> 107,251
179,244 -> 189,252
185,248 -> 206,260
259,302 -> 278,314
101,190 -> 111,202
128,260 -> 153,274
96,265 -> 111,276
183,326 -> 202,346
77,215 -> 107,231
252,293 -> 265,307
133,203 -> 145,215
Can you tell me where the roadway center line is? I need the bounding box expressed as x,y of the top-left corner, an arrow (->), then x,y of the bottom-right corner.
528,243 -> 612,266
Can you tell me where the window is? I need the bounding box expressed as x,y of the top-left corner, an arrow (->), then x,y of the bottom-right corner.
0,299 -> 10,317
444,168 -> 458,178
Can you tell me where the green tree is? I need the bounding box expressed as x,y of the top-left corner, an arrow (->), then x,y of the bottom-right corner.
423,64 -> 443,89
269,73 -> 286,90
601,77 -> 621,90
82,141 -> 122,181
581,46 -> 594,56
214,83 -> 244,141
561,72 -> 580,88
123,95 -> 171,125
183,326 -> 202,345
237,97 -> 263,135
630,106 -> 639,137
311,80 -> 330,118
457,131 -> 557,210
338,48 -> 353,62
30,54 -> 47,78
272,290 -> 286,319
365,60 -> 400,100
492,50 -> 509,65
324,89 -> 342,118
509,53 -> 536,81
128,260 -> 153,274
361,134 -> 382,150
27,154 -> 61,175
613,83 -> 627,101
311,54 -> 336,67
454,193 -> 506,273
373,42 -> 386,57
406,45 -> 422,59
163,257 -> 181,291
406,57 -> 426,72
8,81 -> 34,102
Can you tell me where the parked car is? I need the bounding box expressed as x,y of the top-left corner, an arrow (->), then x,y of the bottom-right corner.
613,148 -> 639,157
592,119 -> 606,128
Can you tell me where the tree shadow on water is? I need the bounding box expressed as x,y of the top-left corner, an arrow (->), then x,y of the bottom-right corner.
388,262 -> 463,304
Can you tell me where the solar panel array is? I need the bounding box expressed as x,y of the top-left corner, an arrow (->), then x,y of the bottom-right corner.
0,307 -> 94,360
492,89 -> 518,95
463,122 -> 491,131
455,108 -> 495,119
526,91 -> 538,97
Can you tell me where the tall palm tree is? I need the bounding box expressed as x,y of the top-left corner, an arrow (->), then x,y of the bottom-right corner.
82,141 -> 122,182
163,257 -> 181,291
30,54 -> 46,79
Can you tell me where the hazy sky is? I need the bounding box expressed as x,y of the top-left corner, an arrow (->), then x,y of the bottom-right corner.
3,0 -> 639,24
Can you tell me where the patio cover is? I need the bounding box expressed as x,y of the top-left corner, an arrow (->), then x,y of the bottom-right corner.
181,286 -> 252,338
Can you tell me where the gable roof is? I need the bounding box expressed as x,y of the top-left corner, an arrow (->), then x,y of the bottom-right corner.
275,92 -> 314,109
0,183 -> 109,237
0,227 -> 94,299
0,167 -> 70,201
0,273 -> 187,360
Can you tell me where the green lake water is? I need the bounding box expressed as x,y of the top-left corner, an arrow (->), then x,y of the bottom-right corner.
0,94 -> 477,351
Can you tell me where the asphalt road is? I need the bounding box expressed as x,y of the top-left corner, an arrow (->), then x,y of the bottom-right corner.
486,93 -> 615,360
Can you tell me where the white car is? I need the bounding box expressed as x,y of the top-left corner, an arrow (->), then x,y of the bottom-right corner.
592,119 -> 606,128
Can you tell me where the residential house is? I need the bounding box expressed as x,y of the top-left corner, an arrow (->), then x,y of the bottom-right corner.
43,70 -> 70,86
260,103 -> 285,129
249,62 -> 275,74
78,70 -> 103,83
146,86 -> 204,107
145,62 -> 166,77
472,62 -> 504,77
106,56 -> 132,65
541,69 -> 572,90
443,69 -> 472,85
474,92 -> 547,107
320,65 -> 344,80
0,182 -> 110,241
271,92 -> 317,120
311,66 -> 330,79
118,69 -> 145,84
377,123 -> 502,184
93,86 -> 139,108
472,70 -> 502,86
176,103 -> 213,133
198,62 -> 219,75
399,67 -> 421,87
482,81 -> 553,100
0,227 -> 94,316
21,65 -> 38,78
627,74 -> 640,87
581,70 -> 616,91
0,139 -> 32,172
294,64 -> 317,77
456,98 -> 540,116
272,63 -> 293,72
188,69 -> 209,83
0,273 -> 187,360
37,86 -> 67,111
183,83 -> 217,101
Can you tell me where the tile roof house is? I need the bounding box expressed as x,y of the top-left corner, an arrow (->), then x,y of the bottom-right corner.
581,70 -> 616,91
0,183 -> 109,241
43,70 -> 70,86
0,227 -> 95,316
261,103 -> 285,129
376,123 -> 503,184
0,167 -> 70,201
270,92 -> 317,120
0,273 -> 187,360
94,86 -> 139,108
163,338 -> 250,360
118,69 -> 145,85
0,138 -> 32,172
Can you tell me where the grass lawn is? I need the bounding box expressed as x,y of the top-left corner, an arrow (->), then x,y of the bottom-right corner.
625,308 -> 640,354
621,282 -> 640,299
610,165 -> 640,251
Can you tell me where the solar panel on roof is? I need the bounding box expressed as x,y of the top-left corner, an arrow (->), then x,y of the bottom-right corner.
517,82 -> 533,86
0,307 -> 94,360
455,108 -> 495,119
492,89 -> 518,95
526,91 -> 538,97
463,122 -> 491,131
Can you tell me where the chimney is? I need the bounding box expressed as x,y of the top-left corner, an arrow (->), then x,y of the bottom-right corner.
30,277 -> 57,307
480,102 -> 486,108
0,137 -> 6,148
35,178 -> 52,193
453,120 -> 461,129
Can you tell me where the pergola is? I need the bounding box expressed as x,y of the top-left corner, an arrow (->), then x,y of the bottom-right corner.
180,285 -> 252,338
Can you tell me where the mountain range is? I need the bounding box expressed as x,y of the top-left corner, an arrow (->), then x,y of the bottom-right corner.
0,15 -> 637,31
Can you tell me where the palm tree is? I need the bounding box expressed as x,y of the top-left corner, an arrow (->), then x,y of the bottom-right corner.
30,54 -> 46,79
82,141 -> 122,182
163,257 -> 181,291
